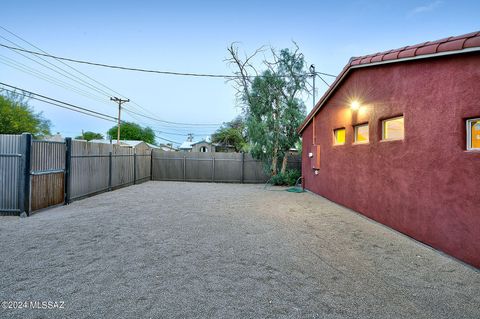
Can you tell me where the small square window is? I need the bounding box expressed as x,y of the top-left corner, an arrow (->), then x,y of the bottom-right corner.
467,118 -> 480,150
382,116 -> 404,140
354,124 -> 369,143
333,128 -> 345,145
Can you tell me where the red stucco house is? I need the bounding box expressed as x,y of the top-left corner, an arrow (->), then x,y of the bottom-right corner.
299,31 -> 480,268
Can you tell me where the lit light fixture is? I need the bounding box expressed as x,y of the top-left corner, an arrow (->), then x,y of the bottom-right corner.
350,100 -> 360,110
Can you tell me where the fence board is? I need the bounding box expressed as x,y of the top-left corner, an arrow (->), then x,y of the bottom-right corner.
152,151 -> 184,181
31,173 -> 64,211
0,134 -> 22,213
213,153 -> 243,183
70,141 -> 111,200
135,149 -> 151,181
243,154 -> 270,183
111,145 -> 134,188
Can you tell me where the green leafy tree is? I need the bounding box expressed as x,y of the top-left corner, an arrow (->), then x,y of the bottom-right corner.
107,122 -> 155,144
227,44 -> 307,175
211,116 -> 247,152
75,131 -> 104,141
0,91 -> 51,138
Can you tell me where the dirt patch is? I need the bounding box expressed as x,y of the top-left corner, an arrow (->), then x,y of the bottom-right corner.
0,181 -> 478,318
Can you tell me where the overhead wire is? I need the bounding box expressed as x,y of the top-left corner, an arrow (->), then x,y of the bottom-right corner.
0,42 -> 338,79
0,29 -> 225,128
0,27 -> 334,132
0,82 -> 118,122
122,108 -> 221,127
0,54 -> 111,105
0,26 -> 133,100
123,111 -> 214,145
0,35 -> 115,101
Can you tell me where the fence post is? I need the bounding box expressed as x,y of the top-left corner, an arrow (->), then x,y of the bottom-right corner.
211,155 -> 215,182
183,155 -> 186,181
108,151 -> 112,191
241,152 -> 245,184
64,137 -> 72,204
150,150 -> 153,181
133,152 -> 137,185
18,133 -> 32,216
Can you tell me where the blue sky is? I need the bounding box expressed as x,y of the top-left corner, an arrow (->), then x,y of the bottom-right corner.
1,0 -> 479,145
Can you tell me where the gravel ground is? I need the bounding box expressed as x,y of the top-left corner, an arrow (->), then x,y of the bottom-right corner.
0,181 -> 478,319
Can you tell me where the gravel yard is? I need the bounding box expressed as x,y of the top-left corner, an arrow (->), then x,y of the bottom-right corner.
0,181 -> 478,319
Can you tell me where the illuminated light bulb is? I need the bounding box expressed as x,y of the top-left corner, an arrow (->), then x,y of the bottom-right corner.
350,100 -> 360,110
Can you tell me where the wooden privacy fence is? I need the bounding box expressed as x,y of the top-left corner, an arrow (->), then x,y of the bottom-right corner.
1,133 -> 301,216
0,133 -> 151,216
151,150 -> 301,183
69,140 -> 151,201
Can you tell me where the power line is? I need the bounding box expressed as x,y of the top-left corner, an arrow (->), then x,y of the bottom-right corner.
0,42 -> 338,78
0,28 -> 331,130
0,43 -> 221,128
123,111 -> 214,138
0,28 -> 221,128
122,108 -> 221,127
0,82 -> 190,145
0,36 -> 115,100
0,54 -> 111,104
154,134 -> 182,145
0,82 -> 118,122
0,26 -> 132,101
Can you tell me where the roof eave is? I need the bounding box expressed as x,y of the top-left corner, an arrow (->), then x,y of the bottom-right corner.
298,46 -> 480,134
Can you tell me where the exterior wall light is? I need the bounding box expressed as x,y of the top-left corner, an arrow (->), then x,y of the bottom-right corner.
350,100 -> 360,110
308,152 -> 313,158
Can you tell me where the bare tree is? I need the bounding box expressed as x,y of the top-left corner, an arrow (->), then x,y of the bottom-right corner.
226,43 -> 308,175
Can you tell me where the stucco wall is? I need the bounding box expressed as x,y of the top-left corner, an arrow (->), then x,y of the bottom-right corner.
301,53 -> 480,268
192,142 -> 215,153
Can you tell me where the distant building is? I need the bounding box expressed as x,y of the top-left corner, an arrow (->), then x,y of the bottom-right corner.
89,139 -> 158,151
179,141 -> 194,152
159,143 -> 178,152
191,140 -> 214,152
43,133 -> 64,142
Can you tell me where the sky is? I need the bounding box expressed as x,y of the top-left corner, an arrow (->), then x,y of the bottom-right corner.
1,0 -> 479,146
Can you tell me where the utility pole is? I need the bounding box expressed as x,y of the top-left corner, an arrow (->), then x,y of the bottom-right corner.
310,64 -> 316,109
110,97 -> 130,145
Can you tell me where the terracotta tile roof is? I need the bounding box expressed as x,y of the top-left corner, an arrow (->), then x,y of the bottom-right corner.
348,31 -> 480,67
298,31 -> 480,134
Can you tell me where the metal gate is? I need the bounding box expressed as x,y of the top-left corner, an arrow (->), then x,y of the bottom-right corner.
30,140 -> 66,212
0,134 -> 24,215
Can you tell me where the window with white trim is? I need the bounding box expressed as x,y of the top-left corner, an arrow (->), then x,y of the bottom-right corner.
382,116 -> 404,141
333,128 -> 346,145
467,118 -> 480,150
354,123 -> 369,143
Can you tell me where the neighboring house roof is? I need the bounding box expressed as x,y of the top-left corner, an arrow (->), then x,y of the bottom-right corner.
89,139 -> 154,148
191,140 -> 211,146
118,140 -> 147,148
146,143 -> 160,149
159,144 -> 178,151
179,141 -> 193,150
89,139 -> 114,144
298,31 -> 480,134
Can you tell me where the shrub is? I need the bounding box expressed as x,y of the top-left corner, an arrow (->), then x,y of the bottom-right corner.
270,169 -> 301,186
